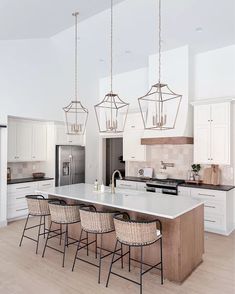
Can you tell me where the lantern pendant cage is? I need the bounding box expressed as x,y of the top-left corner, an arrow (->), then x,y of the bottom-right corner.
138,0 -> 182,131
63,12 -> 88,136
94,0 -> 129,133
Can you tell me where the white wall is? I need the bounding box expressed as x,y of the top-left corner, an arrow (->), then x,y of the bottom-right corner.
194,45 -> 235,99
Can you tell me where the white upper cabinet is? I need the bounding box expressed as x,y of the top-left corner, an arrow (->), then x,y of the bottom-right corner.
123,113 -> 146,162
8,120 -> 47,162
194,102 -> 230,165
32,124 -> 47,161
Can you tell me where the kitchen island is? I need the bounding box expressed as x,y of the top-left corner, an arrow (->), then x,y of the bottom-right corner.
37,183 -> 204,283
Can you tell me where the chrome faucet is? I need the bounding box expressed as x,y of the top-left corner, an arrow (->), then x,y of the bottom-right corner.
111,170 -> 123,194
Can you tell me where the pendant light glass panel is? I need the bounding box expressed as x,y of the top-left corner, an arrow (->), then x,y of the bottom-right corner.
95,93 -> 129,133
138,83 -> 182,130
63,101 -> 88,135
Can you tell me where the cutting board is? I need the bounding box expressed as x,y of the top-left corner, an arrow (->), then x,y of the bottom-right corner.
203,165 -> 221,185
203,167 -> 212,184
211,165 -> 221,186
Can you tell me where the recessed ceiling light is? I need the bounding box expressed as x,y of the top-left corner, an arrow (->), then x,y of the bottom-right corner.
195,27 -> 203,32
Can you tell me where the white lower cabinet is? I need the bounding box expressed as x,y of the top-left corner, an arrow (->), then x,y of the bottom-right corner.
178,186 -> 234,235
7,180 -> 54,221
116,180 -> 147,191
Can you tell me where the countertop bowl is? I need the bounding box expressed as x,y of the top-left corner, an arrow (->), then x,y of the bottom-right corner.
155,172 -> 168,180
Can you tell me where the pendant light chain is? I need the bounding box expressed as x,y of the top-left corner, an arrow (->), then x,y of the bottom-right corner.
74,12 -> 79,102
158,0 -> 161,84
110,0 -> 113,93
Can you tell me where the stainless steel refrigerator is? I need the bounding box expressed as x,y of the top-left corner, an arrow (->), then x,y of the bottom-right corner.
55,145 -> 85,187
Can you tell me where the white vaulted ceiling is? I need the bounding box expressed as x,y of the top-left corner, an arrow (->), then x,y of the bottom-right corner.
0,0 -> 125,40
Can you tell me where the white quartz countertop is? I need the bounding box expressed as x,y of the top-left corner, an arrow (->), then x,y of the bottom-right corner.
36,183 -> 204,219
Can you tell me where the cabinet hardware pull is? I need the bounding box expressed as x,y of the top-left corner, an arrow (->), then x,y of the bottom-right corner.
204,219 -> 216,223
16,208 -> 28,212
16,197 -> 26,200
198,193 -> 215,197
42,184 -> 51,186
205,205 -> 216,209
16,186 -> 31,190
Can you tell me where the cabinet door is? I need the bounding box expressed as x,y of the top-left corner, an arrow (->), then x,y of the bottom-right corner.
7,121 -> 17,162
32,124 -> 47,161
193,105 -> 211,164
210,103 -> 230,164
123,130 -> 146,161
16,123 -> 32,162
178,186 -> 191,196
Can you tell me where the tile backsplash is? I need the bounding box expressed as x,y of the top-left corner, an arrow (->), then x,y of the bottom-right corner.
126,144 -> 234,185
8,162 -> 46,179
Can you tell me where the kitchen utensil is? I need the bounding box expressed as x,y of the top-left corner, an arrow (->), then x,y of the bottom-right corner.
32,172 -> 45,179
7,167 -> 11,181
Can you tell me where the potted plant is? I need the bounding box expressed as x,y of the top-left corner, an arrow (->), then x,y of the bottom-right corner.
191,164 -> 201,181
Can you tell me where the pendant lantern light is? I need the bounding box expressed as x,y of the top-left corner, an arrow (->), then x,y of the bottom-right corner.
94,0 -> 129,133
138,0 -> 182,130
63,12 -> 88,135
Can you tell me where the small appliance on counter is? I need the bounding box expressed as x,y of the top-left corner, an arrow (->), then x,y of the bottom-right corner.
137,167 -> 153,178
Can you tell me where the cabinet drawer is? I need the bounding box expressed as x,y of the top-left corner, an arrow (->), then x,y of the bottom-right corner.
116,180 -> 137,190
137,182 -> 147,191
7,195 -> 27,207
37,180 -> 54,190
178,187 -> 191,196
204,201 -> 226,216
7,182 -> 37,194
8,206 -> 28,219
204,214 -> 225,231
191,188 -> 226,202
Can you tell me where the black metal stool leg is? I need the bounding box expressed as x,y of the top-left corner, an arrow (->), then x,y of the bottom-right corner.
19,214 -> 30,247
86,231 -> 89,256
106,240 -> 119,288
95,233 -> 98,259
42,221 -> 52,258
160,238 -> 164,284
98,234 -> 103,284
129,245 -> 131,272
62,224 -> 68,267
121,243 -> 124,269
43,215 -> 46,239
36,216 -> 43,254
59,224 -> 62,245
140,246 -> 143,294
72,229 -> 84,271
66,224 -> 69,248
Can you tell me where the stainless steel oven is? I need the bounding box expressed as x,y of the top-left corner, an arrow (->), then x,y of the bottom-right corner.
146,179 -> 184,195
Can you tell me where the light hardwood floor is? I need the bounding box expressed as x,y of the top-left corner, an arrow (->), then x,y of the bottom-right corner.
0,218 -> 234,294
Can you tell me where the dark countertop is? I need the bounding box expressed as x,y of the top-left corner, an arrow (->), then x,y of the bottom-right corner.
7,177 -> 54,185
179,183 -> 234,192
120,177 -> 235,192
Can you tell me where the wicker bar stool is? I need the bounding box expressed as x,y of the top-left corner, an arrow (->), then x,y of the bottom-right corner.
106,213 -> 163,294
42,200 -> 85,267
19,195 -> 61,254
72,206 -> 120,284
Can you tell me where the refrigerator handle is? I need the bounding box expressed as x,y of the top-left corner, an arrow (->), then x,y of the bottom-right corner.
69,154 -> 73,185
